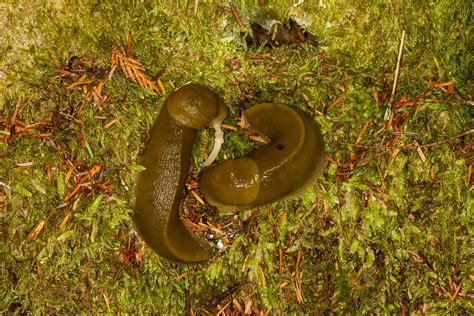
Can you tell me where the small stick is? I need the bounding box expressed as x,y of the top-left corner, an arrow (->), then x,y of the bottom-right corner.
229,4 -> 245,29
385,30 -> 406,120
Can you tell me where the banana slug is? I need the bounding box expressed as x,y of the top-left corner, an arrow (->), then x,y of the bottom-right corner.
199,103 -> 325,212
134,85 -> 325,263
133,83 -> 226,263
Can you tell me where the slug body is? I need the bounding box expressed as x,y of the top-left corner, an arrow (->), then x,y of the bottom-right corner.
199,103 -> 325,212
133,84 -> 226,263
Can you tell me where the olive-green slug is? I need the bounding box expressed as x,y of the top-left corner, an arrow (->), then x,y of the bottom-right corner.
133,83 -> 226,263
133,84 -> 325,263
199,103 -> 326,212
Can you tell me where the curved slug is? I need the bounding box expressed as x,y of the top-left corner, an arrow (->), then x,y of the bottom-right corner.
199,103 -> 325,212
133,83 -> 226,263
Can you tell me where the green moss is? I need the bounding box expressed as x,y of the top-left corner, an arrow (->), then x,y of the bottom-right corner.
1,0 -> 472,314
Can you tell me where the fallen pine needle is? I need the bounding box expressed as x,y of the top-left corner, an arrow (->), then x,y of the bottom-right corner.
190,190 -> 205,205
229,3 -> 245,29
65,167 -> 74,184
467,164 -> 472,187
326,97 -> 344,112
221,124 -> 237,131
27,219 -> 47,240
216,301 -> 231,316
414,140 -> 427,162
244,299 -> 252,314
279,246 -> 283,274
232,298 -> 243,312
10,97 -> 22,126
241,254 -> 249,272
293,277 -> 303,304
16,162 -> 34,168
103,118 -> 118,129
108,64 -> 117,80
67,74 -> 94,90
59,212 -> 71,230
157,79 -> 166,94
452,282 -> 462,301
260,267 -> 266,287
355,119 -> 371,144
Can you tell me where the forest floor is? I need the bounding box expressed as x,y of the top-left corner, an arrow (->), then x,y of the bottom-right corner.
1,1 -> 473,314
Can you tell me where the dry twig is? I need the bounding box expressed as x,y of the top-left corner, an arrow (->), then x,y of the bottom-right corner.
385,30 -> 406,120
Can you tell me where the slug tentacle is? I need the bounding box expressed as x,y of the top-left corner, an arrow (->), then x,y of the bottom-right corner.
200,119 -> 225,169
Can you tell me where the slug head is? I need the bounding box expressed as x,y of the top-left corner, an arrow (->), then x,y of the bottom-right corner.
199,157 -> 260,212
167,83 -> 226,129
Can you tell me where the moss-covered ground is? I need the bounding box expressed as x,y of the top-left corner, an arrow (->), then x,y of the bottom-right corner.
1,1 -> 472,314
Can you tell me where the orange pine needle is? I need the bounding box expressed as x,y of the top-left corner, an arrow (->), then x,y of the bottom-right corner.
27,219 -> 47,240
46,164 -> 51,182
157,79 -> 166,94
65,167 -> 74,184
221,124 -> 237,131
88,165 -> 101,177
414,141 -> 427,162
467,164 -> 472,187
279,246 -> 283,274
67,74 -> 94,90
296,250 -> 302,277
260,267 -> 266,287
64,184 -> 80,201
244,299 -> 252,314
355,119 -> 371,144
59,212 -> 71,230
232,298 -> 243,312
375,162 -> 385,187
190,190 -> 205,205
35,262 -> 43,284
126,33 -> 133,58
241,254 -> 249,272
229,3 -> 245,29
103,118 -> 117,129
10,97 -> 22,126
326,97 -> 344,112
